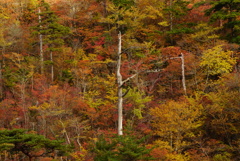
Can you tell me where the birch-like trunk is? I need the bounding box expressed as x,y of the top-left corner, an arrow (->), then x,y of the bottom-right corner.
169,53 -> 187,95
38,8 -> 44,74
181,53 -> 187,95
117,32 -> 123,135
116,32 -> 164,135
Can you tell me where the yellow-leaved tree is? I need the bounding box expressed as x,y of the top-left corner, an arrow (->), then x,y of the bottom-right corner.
200,45 -> 236,76
150,95 -> 203,160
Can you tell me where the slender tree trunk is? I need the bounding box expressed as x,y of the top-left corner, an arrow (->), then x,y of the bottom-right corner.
115,33 -> 166,135
38,8 -> 44,74
117,32 -> 123,135
169,54 -> 187,95
59,119 -> 71,144
181,53 -> 187,95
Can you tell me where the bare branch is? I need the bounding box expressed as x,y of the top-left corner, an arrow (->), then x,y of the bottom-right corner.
121,73 -> 138,85
119,69 -> 162,88
122,88 -> 130,97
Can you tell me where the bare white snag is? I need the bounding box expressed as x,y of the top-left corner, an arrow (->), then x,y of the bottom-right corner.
38,8 -> 44,74
181,53 -> 187,95
116,32 -> 164,135
169,53 -> 187,95
116,44 -> 186,135
117,32 -> 123,135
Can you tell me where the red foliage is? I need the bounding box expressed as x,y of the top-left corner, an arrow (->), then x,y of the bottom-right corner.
150,147 -> 169,160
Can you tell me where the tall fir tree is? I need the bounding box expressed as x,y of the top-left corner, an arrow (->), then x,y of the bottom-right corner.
33,0 -> 69,80
205,0 -> 240,44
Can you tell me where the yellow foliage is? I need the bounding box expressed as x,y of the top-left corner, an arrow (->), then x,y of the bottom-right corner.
28,102 -> 50,111
191,23 -> 220,42
70,148 -> 88,161
200,45 -> 236,75
150,96 -> 203,151
158,21 -> 169,27
151,100 -> 202,134
144,5 -> 164,19
28,101 -> 67,117
102,0 -> 166,38
83,75 -> 117,109
154,140 -> 172,150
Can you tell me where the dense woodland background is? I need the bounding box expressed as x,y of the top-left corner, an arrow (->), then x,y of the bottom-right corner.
0,0 -> 239,160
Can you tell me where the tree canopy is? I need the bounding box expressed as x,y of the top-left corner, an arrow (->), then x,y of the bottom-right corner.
0,0 -> 239,160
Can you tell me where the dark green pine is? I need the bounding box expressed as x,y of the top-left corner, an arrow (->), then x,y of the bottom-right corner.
92,132 -> 155,161
0,129 -> 72,160
205,0 -> 240,44
34,0 -> 70,51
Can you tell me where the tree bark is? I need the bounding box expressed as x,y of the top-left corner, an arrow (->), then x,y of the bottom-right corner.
169,53 -> 187,95
181,53 -> 187,95
117,32 -> 123,135
38,8 -> 44,74
116,32 -> 164,135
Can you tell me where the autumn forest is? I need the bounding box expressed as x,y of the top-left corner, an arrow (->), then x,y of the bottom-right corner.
0,0 -> 240,160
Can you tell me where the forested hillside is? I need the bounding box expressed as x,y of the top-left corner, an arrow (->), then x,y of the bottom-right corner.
0,0 -> 239,160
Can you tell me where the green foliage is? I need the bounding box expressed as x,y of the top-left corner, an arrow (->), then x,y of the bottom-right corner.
32,0 -> 70,51
163,0 -> 192,44
167,26 -> 193,34
2,53 -> 36,88
205,0 -> 240,43
205,0 -> 240,22
116,134 -> 154,161
92,132 -> 154,161
124,88 -> 152,119
0,129 -> 72,159
163,0 -> 190,17
93,135 -> 119,161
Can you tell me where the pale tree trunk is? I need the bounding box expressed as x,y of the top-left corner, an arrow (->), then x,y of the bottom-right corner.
117,32 -> 123,136
169,53 -> 187,95
38,8 -> 44,74
59,119 -> 71,144
116,32 -> 164,135
181,53 -> 187,95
